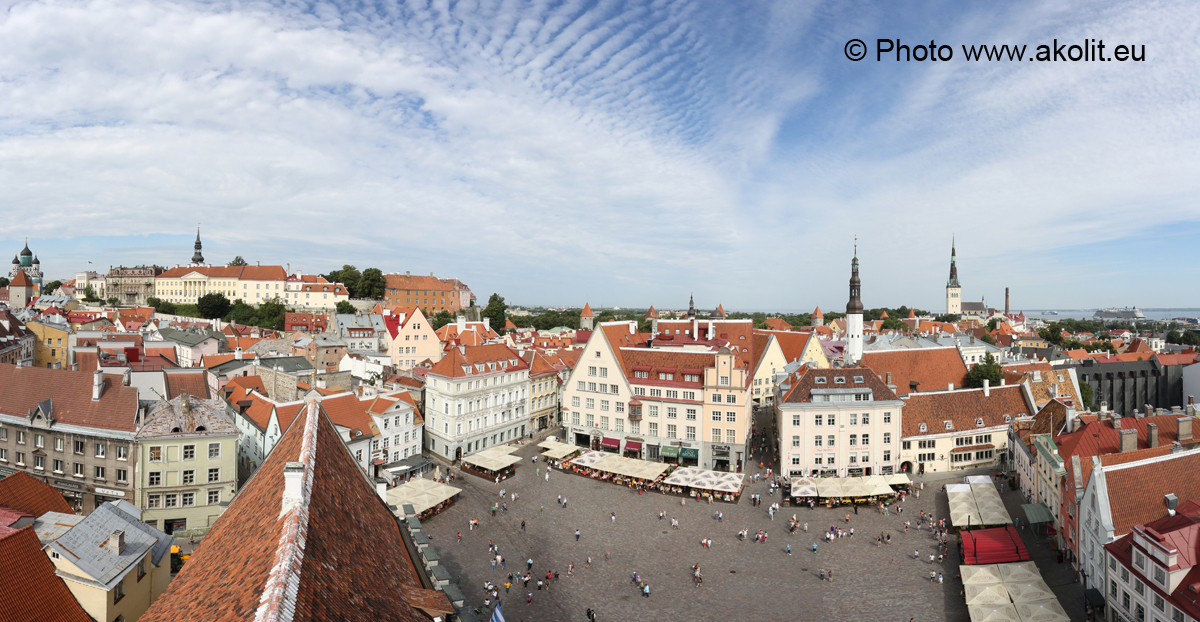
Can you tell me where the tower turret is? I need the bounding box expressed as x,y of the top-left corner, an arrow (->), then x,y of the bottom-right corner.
191,228 -> 205,265
945,237 -> 962,315
844,243 -> 864,365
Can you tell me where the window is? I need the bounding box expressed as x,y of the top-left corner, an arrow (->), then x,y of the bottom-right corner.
34,455 -> 45,470
883,433 -> 891,445
861,434 -> 870,446
208,489 -> 220,504
686,426 -> 696,440
34,434 -> 44,448
1134,551 -> 1145,569
116,468 -> 128,482
827,435 -> 835,447
588,382 -> 597,392
918,440 -> 936,449
114,578 -> 126,604
208,468 -> 220,483
682,391 -> 696,400
54,437 -> 64,452
944,421 -> 953,430
918,423 -> 927,433
791,435 -> 800,447
577,381 -> 586,391
883,450 -> 891,462
74,462 -> 83,476
1153,593 -> 1165,612
183,444 -> 196,460
1174,607 -> 1185,622
1154,565 -> 1166,586
725,394 -> 736,404
815,377 -> 827,384
586,414 -> 594,426
726,429 -> 736,443
814,436 -> 823,447
149,471 -> 162,486
834,376 -> 846,384
815,414 -> 823,426
572,396 -> 580,407
52,458 -> 63,472
588,366 -> 596,377
95,443 -> 105,458
956,437 -> 973,447
616,402 -> 624,413
94,466 -> 105,480
1109,580 -> 1118,598
667,424 -> 677,439
883,412 -> 891,424
73,440 -> 84,454
849,414 -> 857,426
600,400 -> 609,411
902,441 -> 912,450
586,398 -> 595,409
827,414 -> 835,426
165,493 -> 178,508
712,394 -> 722,404
0,448 -> 6,461
148,494 -> 162,509
183,469 -> 195,485
1121,567 -> 1130,583
861,413 -> 869,425
600,416 -> 609,430
814,455 -> 823,465
1134,579 -> 1145,597
918,452 -> 936,462
849,434 -> 857,447
150,446 -> 163,462
649,423 -> 658,436
719,375 -> 729,386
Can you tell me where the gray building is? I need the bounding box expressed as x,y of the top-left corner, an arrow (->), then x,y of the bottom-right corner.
1068,356 -> 1187,415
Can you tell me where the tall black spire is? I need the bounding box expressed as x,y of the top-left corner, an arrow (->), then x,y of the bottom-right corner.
947,236 -> 960,288
846,241 -> 863,315
687,292 -> 696,318
192,227 -> 205,264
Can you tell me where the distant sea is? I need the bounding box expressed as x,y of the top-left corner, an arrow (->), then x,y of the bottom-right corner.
1022,309 -> 1200,322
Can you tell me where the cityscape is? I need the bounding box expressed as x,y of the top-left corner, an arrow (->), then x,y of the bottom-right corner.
2,2 -> 1198,622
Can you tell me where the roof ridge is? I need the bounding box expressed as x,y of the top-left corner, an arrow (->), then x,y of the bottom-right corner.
253,401 -> 319,622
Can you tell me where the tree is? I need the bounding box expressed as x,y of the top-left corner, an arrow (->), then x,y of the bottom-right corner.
147,297 -> 177,315
980,333 -> 996,346
1167,330 -> 1183,344
1080,382 -> 1096,412
881,318 -> 906,331
43,280 -> 63,295
986,318 -> 999,332
1182,331 -> 1200,347
324,265 -> 362,298
83,285 -> 97,301
933,314 -> 958,323
965,353 -> 1002,388
335,300 -> 356,314
197,293 -> 232,319
482,293 -> 507,334
106,296 -> 120,306
228,256 -> 248,266
359,268 -> 386,300
1038,325 -> 1065,347
0,277 -> 8,288
432,310 -> 454,330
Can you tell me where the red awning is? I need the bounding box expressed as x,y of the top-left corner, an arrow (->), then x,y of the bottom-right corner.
961,526 -> 1031,565
601,437 -> 620,449
624,441 -> 642,452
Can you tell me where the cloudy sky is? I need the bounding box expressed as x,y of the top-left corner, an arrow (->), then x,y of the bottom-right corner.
1,0 -> 1197,312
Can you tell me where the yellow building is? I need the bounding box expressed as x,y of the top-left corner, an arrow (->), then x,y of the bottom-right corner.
528,351 -> 561,431
45,500 -> 173,622
751,329 -> 831,407
28,319 -> 72,369
155,265 -> 242,305
384,307 -> 443,370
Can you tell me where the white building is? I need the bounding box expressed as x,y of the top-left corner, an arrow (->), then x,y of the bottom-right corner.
423,344 -> 530,461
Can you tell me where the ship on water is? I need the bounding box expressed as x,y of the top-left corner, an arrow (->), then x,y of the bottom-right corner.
1094,307 -> 1146,320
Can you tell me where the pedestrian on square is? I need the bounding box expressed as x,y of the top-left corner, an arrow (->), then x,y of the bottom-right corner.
827,569 -> 833,582
527,592 -> 533,605
457,532 -> 462,543
939,573 -> 944,583
605,551 -> 610,562
812,543 -> 818,554
786,544 -> 792,555
611,512 -> 616,523
845,513 -> 850,523
586,556 -> 592,567
929,570 -> 936,583
505,581 -> 511,593
914,550 -> 919,559
527,558 -> 534,570
804,522 -> 808,533
576,529 -> 581,541
558,495 -> 562,505
887,534 -> 892,544
521,520 -> 526,532
930,553 -> 935,564
537,579 -> 543,591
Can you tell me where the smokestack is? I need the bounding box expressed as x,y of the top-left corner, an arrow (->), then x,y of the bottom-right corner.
1178,417 -> 1193,442
104,530 -> 125,554
92,369 -> 104,401
235,347 -> 243,360
180,393 -> 191,413
1005,287 -> 1010,315
1148,422 -> 1159,448
1119,428 -> 1137,453
885,372 -> 893,387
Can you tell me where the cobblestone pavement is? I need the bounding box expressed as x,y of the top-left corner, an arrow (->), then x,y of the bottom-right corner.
421,412 -> 1074,622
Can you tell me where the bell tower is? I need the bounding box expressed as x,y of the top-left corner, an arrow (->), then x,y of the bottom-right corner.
945,237 -> 961,315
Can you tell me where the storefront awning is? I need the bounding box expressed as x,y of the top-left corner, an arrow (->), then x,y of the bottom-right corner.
600,437 -> 620,449
624,441 -> 642,452
680,447 -> 699,460
659,445 -> 680,458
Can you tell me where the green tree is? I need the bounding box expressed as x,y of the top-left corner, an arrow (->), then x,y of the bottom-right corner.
482,293 -> 507,334
1182,331 -> 1200,347
1038,325 -> 1065,347
256,299 -> 288,330
986,318 -> 999,332
981,333 -> 996,346
933,314 -> 958,323
431,310 -> 454,330
324,265 -> 362,298
83,285 -> 97,301
147,297 -> 178,315
1167,330 -> 1183,344
0,277 -> 8,288
228,256 -> 248,266
881,318 -> 906,331
359,268 -> 386,300
106,296 -> 120,306
43,280 -> 63,294
335,300 -> 356,314
1080,382 -> 1096,411
964,353 -> 1002,388
197,293 -> 232,319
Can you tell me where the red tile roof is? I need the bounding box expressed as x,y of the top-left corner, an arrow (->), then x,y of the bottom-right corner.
813,306 -> 823,318
900,385 -> 1032,438
756,329 -> 815,364
319,393 -> 380,439
580,303 -> 593,318
0,471 -> 74,516
781,366 -> 899,404
139,403 -> 433,622
1156,351 -> 1199,366
0,365 -> 139,431
203,352 -> 257,369
237,265 -> 287,281
1103,449 -> 1200,538
762,318 -> 791,331
428,344 -> 526,379
383,273 -> 463,293
861,347 -> 969,395
1058,414 -> 1193,461
0,526 -> 94,622
164,370 -> 211,399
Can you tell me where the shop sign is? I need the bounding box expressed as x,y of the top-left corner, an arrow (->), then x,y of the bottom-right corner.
0,467 -> 16,478
712,445 -> 730,457
55,480 -> 83,490
95,487 -> 126,498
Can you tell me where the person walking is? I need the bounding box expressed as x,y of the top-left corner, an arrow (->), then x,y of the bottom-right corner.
827,569 -> 833,582
786,544 -> 792,555
521,520 -> 526,532
527,558 -> 534,571
576,529 -> 581,541
611,512 -> 616,524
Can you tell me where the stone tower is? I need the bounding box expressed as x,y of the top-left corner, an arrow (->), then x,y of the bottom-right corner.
945,237 -> 961,315
845,246 -> 864,365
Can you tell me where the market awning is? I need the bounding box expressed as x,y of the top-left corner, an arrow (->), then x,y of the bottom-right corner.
1084,588 -> 1106,609
679,447 -> 699,460
1021,503 -> 1054,525
601,437 -> 620,449
659,445 -> 680,458
624,441 -> 642,452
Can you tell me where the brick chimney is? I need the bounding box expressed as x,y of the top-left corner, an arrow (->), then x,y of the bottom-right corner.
105,530 -> 125,554
1112,415 -> 1122,430
281,461 -> 305,516
885,372 -> 893,388
1119,428 -> 1137,453
1147,422 -> 1159,448
1178,417 -> 1193,443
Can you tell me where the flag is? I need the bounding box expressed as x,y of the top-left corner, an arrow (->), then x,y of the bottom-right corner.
489,604 -> 506,622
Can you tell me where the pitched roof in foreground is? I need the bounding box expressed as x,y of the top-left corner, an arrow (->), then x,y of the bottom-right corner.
0,471 -> 74,516
140,401 -> 446,622
0,527 -> 94,622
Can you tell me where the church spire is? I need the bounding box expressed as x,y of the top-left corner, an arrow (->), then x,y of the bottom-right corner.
688,292 -> 695,318
846,240 -> 863,315
947,236 -> 960,288
191,227 -> 205,265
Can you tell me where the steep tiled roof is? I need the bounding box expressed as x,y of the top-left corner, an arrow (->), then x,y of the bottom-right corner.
1028,398 -> 1072,437
781,366 -> 899,404
428,344 -> 526,379
0,527 -> 94,622
204,352 -> 258,369
580,303 -> 593,318
861,347 -> 969,395
756,329 -> 814,364
140,402 -> 436,622
1103,450 -> 1200,537
0,365 -> 139,431
238,265 -> 287,281
1058,414 -> 1194,461
319,393 -> 380,439
164,369 -> 211,400
900,385 -> 1031,438
384,273 -> 462,292
762,318 -> 791,331
813,306 -> 823,318
0,471 -> 74,516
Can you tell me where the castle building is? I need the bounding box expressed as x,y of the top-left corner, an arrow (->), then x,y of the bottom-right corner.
9,239 -> 43,292
945,239 -> 961,315
844,248 -> 864,365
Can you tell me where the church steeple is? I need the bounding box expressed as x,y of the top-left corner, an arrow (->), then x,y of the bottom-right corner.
846,242 -> 863,315
687,292 -> 695,319
191,227 -> 205,265
844,240 -> 864,365
947,236 -> 960,288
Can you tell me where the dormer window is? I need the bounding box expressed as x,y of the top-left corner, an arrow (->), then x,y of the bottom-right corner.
944,421 -> 953,430
834,377 -> 846,384
461,366 -> 472,375
975,418 -> 984,427
488,362 -> 496,371
814,377 -> 827,384
1004,415 -> 1012,423
919,423 -> 927,433
853,376 -> 864,383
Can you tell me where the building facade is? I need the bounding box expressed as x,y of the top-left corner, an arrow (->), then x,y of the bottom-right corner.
423,344 -> 530,461
528,351 -> 561,431
135,394 -> 239,535
9,240 -> 42,291
774,367 -> 905,477
29,319 -> 72,369
384,307 -> 442,370
897,383 -> 1033,475
384,272 -> 473,315
106,265 -> 164,306
0,310 -> 35,366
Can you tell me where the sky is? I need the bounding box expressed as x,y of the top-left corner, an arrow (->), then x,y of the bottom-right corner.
1,0 -> 1198,313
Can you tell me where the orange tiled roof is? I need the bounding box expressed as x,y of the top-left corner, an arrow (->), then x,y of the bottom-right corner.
237,265 -> 287,281
762,318 -> 791,331
0,471 -> 74,516
1058,414 -> 1193,461
900,384 -> 1031,438
756,329 -> 814,364
164,370 -> 211,400
1103,449 -> 1200,537
429,344 -> 527,379
782,367 -> 899,404
861,347 -> 968,396
0,527 -> 94,622
580,303 -> 593,318
0,366 -> 139,431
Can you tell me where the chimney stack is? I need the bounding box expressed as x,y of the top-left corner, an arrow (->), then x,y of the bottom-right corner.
885,372 -> 893,387
1148,422 -> 1159,448
1005,287 -> 1010,315
105,530 -> 125,554
281,462 -> 305,516
180,393 -> 190,413
92,369 -> 104,401
1112,415 -> 1122,429
122,368 -> 131,387
375,477 -> 388,501
1100,401 -> 1108,413
1144,404 -> 1153,419
1177,417 -> 1193,442
1119,428 -> 1137,453
983,379 -> 990,397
